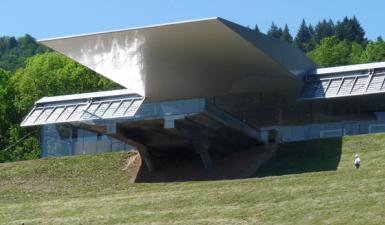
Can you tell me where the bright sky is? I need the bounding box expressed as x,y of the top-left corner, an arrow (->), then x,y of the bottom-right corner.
1,0 -> 384,40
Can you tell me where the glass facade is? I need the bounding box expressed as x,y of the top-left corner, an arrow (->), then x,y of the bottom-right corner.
210,89 -> 385,142
211,89 -> 385,127
41,124 -> 132,157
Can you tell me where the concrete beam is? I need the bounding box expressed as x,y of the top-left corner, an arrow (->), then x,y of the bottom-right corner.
109,127 -> 156,172
193,140 -> 213,169
137,146 -> 156,172
163,115 -> 185,129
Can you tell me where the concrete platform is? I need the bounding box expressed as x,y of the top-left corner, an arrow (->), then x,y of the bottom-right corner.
74,97 -> 264,170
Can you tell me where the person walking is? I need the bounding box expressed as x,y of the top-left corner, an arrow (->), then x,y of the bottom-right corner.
354,154 -> 361,169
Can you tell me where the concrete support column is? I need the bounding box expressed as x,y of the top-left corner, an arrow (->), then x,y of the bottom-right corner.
137,146 -> 155,172
193,140 -> 213,169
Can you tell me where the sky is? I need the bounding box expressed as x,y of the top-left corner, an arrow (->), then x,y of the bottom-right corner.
1,0 -> 384,40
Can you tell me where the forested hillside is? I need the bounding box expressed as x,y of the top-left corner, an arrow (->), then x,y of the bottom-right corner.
0,34 -> 48,72
262,16 -> 385,67
1,17 -> 385,162
0,36 -> 118,162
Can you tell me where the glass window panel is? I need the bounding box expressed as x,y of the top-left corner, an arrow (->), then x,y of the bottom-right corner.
67,104 -> 87,121
113,100 -> 132,117
46,107 -> 65,123
94,102 -> 110,118
57,106 -> 76,122
35,108 -> 54,124
81,103 -> 100,120
23,108 -> 44,125
103,101 -> 122,118
124,99 -> 142,117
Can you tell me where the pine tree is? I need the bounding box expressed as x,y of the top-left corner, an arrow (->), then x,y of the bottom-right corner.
280,24 -> 293,44
294,19 -> 315,52
254,24 -> 260,33
335,16 -> 365,44
335,17 -> 349,42
314,19 -> 335,43
267,22 -> 283,39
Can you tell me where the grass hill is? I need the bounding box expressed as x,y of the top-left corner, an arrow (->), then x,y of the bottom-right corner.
1,133 -> 385,224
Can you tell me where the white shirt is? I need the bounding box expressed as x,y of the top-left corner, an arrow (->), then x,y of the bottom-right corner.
354,157 -> 361,165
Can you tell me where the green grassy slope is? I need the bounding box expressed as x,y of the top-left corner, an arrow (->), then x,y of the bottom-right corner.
1,134 -> 385,224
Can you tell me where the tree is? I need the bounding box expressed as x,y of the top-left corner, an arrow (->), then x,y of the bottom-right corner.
350,42 -> 364,64
2,52 -> 119,162
335,16 -> 366,44
281,24 -> 293,44
360,37 -> 385,63
0,36 -> 17,52
0,69 -> 12,143
308,36 -> 350,67
0,34 -> 49,72
267,22 -> 283,39
294,19 -> 316,52
314,19 -> 335,43
2,125 -> 40,162
254,24 -> 260,33
18,34 -> 46,55
12,52 -> 118,116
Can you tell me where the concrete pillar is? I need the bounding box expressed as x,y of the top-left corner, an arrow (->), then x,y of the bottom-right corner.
193,140 -> 213,169
137,146 -> 155,172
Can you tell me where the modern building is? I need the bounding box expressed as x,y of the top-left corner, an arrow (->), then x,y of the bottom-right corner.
21,18 -> 385,170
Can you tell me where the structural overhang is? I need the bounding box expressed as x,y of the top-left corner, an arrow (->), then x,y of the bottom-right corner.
300,62 -> 385,100
21,90 -> 144,127
39,17 -> 317,102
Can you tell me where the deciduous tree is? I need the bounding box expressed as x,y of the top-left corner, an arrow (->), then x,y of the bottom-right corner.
307,36 -> 350,67
360,37 -> 385,63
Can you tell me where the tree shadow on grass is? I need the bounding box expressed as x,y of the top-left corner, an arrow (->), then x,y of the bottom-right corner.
254,137 -> 342,177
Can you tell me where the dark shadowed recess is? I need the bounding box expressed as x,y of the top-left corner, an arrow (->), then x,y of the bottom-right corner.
254,137 -> 342,177
134,145 -> 274,183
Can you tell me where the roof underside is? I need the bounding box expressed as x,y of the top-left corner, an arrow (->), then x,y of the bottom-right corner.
300,62 -> 385,100
40,17 -> 316,102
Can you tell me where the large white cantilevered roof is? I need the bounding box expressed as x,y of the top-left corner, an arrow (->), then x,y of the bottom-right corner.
39,17 -> 316,102
300,62 -> 385,100
21,89 -> 144,127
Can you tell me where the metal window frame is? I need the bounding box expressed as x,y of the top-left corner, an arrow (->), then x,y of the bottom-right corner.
300,67 -> 385,100
21,95 -> 144,127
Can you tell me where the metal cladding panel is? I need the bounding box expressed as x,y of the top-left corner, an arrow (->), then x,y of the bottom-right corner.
300,62 -> 385,100
39,18 -> 316,102
21,91 -> 144,127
